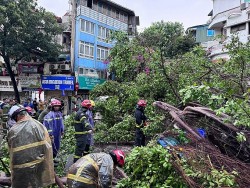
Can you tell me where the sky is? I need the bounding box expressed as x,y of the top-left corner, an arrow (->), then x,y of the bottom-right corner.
38,0 -> 213,31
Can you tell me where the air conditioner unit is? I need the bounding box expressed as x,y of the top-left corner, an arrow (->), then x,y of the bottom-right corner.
49,64 -> 59,70
241,3 -> 247,10
60,64 -> 70,70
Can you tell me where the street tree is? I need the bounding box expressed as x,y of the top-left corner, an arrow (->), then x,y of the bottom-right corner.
0,0 -> 62,102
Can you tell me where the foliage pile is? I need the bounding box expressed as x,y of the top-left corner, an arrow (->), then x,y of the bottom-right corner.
117,145 -> 238,188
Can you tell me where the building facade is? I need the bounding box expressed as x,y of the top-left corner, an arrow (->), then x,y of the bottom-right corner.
186,24 -> 215,48
207,0 -> 250,61
72,0 -> 139,97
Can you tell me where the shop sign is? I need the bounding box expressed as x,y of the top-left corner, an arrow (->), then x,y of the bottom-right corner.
41,76 -> 74,91
19,74 -> 41,89
0,76 -> 21,91
78,76 -> 105,90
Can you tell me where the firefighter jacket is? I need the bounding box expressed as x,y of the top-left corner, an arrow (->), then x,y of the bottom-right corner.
67,152 -> 114,188
74,108 -> 92,140
135,106 -> 148,128
7,117 -> 55,188
43,110 -> 64,157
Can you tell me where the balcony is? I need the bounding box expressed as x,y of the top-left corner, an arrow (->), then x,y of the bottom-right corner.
206,40 -> 229,60
209,7 -> 241,29
77,5 -> 128,32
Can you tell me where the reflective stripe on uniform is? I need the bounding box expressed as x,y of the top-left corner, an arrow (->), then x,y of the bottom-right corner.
13,158 -> 44,169
80,116 -> 86,122
74,131 -> 88,135
44,117 -> 62,122
84,156 -> 99,172
12,140 -> 46,152
67,174 -> 94,184
68,157 -> 96,185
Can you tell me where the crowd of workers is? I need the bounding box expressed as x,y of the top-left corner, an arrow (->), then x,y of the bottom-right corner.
0,96 -> 147,188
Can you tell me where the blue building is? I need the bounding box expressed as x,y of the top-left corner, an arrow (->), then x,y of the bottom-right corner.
73,0 -> 139,94
186,24 -> 215,45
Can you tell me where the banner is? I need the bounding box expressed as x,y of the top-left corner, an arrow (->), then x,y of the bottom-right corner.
19,74 -> 41,89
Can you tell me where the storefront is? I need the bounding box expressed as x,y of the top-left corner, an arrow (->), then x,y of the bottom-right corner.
41,75 -> 75,115
0,76 -> 24,101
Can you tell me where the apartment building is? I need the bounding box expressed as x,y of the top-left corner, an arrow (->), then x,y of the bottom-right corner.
207,0 -> 250,61
72,0 -> 139,95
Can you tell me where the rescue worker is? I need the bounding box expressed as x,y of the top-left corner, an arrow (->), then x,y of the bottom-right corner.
6,99 -> 19,128
135,99 -> 148,147
73,99 -> 93,163
38,104 -> 52,123
43,99 -> 64,158
67,149 -> 125,188
25,106 -> 36,118
7,105 -> 54,188
84,100 -> 95,155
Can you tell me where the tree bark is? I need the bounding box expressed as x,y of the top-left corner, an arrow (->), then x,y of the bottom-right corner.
3,56 -> 20,104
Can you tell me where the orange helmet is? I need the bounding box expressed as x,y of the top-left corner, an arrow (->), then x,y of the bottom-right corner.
137,100 -> 147,107
110,149 -> 125,168
51,99 -> 61,106
81,100 -> 92,108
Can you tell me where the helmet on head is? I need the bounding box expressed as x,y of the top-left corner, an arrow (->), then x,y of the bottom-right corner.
8,105 -> 27,120
51,99 -> 61,107
110,149 -> 125,168
81,100 -> 92,108
25,106 -> 33,113
90,100 -> 95,107
137,100 -> 147,107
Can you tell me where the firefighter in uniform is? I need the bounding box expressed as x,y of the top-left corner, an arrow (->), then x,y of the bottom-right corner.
74,99 -> 93,163
135,99 -> 148,147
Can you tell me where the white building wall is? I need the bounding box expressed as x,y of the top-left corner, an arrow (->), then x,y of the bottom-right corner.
213,0 -> 240,16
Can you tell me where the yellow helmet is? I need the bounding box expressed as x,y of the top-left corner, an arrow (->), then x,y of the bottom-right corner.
90,100 -> 95,107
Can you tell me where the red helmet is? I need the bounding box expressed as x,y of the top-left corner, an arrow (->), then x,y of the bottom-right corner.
25,106 -> 33,113
111,150 -> 125,168
137,100 -> 147,107
51,99 -> 61,106
81,100 -> 92,108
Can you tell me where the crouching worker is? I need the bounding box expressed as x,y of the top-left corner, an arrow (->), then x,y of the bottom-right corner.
7,105 -> 55,188
67,150 -> 125,188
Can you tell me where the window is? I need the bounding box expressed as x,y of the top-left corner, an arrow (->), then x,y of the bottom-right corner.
98,26 -> 111,42
107,7 -> 111,16
124,14 -> 128,22
93,0 -> 97,11
80,0 -> 87,6
98,2 -> 102,13
79,41 -> 94,59
97,70 -> 106,79
116,10 -> 119,19
80,19 -> 95,34
97,46 -> 109,61
231,23 -> 246,33
207,29 -> 214,37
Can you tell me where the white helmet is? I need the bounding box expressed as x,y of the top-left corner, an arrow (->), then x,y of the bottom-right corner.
8,105 -> 26,119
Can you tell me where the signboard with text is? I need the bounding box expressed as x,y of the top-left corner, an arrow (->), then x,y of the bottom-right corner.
19,74 -> 41,89
41,76 -> 74,91
0,76 -> 22,91
78,76 -> 105,90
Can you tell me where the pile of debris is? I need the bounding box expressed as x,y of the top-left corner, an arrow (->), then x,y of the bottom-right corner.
154,101 -> 250,188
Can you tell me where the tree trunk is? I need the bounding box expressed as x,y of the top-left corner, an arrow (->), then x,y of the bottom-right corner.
3,56 -> 20,104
